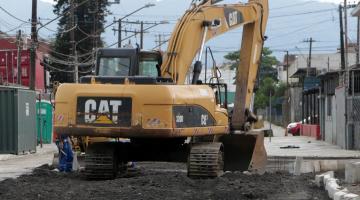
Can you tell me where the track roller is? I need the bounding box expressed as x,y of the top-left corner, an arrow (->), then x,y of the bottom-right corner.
84,143 -> 118,180
187,142 -> 224,178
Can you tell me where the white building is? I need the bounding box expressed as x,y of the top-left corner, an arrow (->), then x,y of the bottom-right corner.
277,52 -> 357,84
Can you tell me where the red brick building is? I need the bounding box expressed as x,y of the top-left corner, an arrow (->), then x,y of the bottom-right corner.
0,33 -> 49,92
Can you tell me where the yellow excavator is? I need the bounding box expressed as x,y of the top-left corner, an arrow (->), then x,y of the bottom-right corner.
54,0 -> 269,179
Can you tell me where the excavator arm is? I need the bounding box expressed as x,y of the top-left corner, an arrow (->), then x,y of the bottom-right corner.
161,0 -> 268,130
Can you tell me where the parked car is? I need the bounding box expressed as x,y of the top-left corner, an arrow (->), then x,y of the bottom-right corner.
287,122 -> 301,136
287,116 -> 318,136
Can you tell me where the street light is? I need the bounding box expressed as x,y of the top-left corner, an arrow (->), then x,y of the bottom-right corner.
117,3 -> 155,22
75,3 -> 156,49
108,0 -> 120,5
145,3 -> 156,8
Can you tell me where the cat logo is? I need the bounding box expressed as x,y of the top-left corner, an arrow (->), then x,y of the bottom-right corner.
201,114 -> 208,126
228,11 -> 238,26
94,115 -> 113,124
77,97 -> 132,126
224,8 -> 243,27
176,114 -> 184,123
84,99 -> 122,124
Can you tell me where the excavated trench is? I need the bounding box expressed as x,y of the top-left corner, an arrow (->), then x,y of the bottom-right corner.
0,162 -> 329,200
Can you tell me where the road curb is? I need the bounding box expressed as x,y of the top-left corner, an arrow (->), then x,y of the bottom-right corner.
0,144 -> 57,162
315,171 -> 360,200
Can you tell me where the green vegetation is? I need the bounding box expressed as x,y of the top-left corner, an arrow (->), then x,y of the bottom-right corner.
254,78 -> 287,109
49,0 -> 109,83
224,47 -> 284,110
224,50 -> 240,70
258,47 -> 279,81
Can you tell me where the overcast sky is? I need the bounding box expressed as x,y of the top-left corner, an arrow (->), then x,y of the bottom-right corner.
38,0 -> 360,4
1,0 -> 360,61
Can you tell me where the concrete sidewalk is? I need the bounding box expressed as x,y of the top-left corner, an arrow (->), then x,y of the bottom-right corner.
265,136 -> 360,158
263,121 -> 286,137
263,121 -> 360,158
265,136 -> 360,173
0,144 -> 57,181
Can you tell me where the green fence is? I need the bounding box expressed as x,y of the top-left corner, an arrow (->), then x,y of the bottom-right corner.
220,91 -> 235,104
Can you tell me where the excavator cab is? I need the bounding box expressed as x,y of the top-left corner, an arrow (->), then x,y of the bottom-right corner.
95,48 -> 162,78
80,48 -> 172,85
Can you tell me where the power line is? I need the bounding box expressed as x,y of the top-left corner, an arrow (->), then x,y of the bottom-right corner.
154,34 -> 169,50
111,8 -> 337,21
37,0 -> 91,32
270,18 -> 337,40
3,22 -> 28,33
271,1 -> 316,10
38,43 -> 74,59
77,26 -> 98,38
0,17 -> 16,29
43,62 -> 75,73
0,6 -> 30,24
271,8 -> 337,19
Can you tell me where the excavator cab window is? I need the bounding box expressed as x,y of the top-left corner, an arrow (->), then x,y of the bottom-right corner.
209,83 -> 228,109
139,51 -> 162,77
98,57 -> 131,76
139,57 -> 159,77
95,49 -> 162,78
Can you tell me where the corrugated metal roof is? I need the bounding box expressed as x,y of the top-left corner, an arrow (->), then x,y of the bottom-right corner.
352,3 -> 360,16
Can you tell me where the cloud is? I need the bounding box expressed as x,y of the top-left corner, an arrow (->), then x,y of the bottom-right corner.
313,0 -> 360,4
40,0 -> 56,4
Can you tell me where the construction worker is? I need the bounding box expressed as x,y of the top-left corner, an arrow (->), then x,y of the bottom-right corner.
57,136 -> 74,172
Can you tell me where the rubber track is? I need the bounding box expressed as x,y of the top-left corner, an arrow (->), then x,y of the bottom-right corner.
187,142 -> 223,178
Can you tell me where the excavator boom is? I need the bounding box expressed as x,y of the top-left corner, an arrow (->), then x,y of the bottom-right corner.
161,0 -> 268,129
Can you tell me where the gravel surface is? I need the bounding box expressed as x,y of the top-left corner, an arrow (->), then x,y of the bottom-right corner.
0,162 -> 330,200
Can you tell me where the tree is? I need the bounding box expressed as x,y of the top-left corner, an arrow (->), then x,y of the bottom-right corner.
254,77 -> 287,110
223,47 -> 278,75
48,0 -> 109,83
253,48 -> 280,110
258,47 -> 279,81
254,77 -> 275,109
224,50 -> 240,70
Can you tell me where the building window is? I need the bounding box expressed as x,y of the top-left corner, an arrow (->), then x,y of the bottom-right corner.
327,96 -> 332,116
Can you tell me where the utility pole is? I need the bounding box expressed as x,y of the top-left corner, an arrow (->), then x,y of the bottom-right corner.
74,51 -> 79,83
155,34 -> 166,51
30,0 -> 37,90
118,19 -> 122,48
140,21 -> 144,49
115,20 -> 166,49
285,50 -> 289,86
16,30 -> 22,85
269,90 -> 272,136
308,37 -> 313,69
340,4 -> 346,70
303,37 -> 315,76
70,0 -> 77,83
357,16 -> 360,65
344,0 -> 349,70
158,34 -> 162,50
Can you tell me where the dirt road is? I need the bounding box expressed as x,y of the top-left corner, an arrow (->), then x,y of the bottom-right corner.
0,162 -> 329,200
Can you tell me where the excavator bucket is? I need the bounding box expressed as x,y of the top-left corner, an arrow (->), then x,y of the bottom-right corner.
219,131 -> 267,174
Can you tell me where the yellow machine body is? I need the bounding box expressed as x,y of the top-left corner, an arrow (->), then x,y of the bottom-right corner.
55,83 -> 229,138
53,0 -> 269,179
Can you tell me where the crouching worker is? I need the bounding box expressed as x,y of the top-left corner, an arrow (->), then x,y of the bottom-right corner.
56,136 -> 74,172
